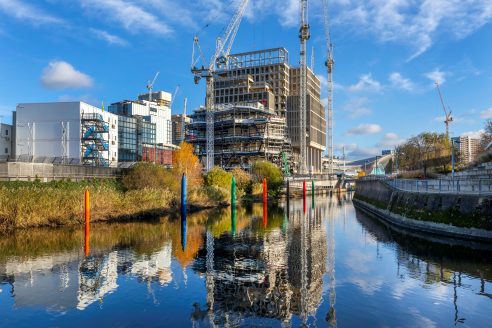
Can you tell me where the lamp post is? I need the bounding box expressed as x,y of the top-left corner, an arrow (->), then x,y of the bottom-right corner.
451,138 -> 460,179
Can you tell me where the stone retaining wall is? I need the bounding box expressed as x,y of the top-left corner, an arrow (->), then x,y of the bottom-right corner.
354,179 -> 492,234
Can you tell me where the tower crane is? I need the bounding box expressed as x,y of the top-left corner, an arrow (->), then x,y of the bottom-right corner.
170,85 -> 180,109
191,0 -> 250,171
181,97 -> 187,143
146,72 -> 160,103
322,0 -> 334,176
299,0 -> 310,175
435,81 -> 453,140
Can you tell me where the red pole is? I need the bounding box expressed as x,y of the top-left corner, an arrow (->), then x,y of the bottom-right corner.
84,190 -> 90,256
303,180 -> 306,213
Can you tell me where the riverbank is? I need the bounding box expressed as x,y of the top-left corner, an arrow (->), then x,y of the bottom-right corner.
0,179 -> 228,231
354,179 -> 492,242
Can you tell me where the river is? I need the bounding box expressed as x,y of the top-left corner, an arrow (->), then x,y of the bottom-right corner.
0,194 -> 490,327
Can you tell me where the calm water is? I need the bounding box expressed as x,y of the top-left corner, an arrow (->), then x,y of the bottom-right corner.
0,194 -> 491,327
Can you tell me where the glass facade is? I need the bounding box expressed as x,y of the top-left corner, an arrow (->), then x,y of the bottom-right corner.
117,115 -> 156,162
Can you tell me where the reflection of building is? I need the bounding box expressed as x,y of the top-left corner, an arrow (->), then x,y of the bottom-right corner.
192,206 -> 327,325
0,244 -> 173,312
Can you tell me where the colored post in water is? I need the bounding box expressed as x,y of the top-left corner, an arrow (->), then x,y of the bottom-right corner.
181,216 -> 187,252
84,190 -> 90,256
303,180 -> 306,213
263,201 -> 268,228
312,180 -> 315,208
231,176 -> 237,235
263,178 -> 267,203
181,173 -> 187,218
231,176 -> 236,207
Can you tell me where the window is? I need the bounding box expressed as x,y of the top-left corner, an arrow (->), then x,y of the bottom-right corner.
4,148 -> 7,154
5,130 -> 8,136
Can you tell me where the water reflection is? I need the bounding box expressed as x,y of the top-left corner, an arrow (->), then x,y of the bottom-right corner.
0,194 -> 490,327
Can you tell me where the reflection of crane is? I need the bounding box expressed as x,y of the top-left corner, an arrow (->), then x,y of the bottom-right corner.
322,0 -> 334,176
191,0 -> 250,171
435,81 -> 453,140
146,72 -> 160,103
326,199 -> 337,327
299,0 -> 310,175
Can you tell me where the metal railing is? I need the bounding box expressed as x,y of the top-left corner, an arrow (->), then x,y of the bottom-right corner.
387,178 -> 492,195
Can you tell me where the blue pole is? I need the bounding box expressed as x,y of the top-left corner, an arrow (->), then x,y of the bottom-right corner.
181,173 -> 187,218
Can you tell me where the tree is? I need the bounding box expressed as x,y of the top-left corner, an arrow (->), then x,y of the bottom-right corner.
204,166 -> 232,190
251,160 -> 283,196
479,120 -> 492,152
122,162 -> 167,190
172,142 -> 203,190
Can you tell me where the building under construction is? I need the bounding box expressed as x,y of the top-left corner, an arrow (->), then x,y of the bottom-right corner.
288,67 -> 326,173
187,102 -> 290,170
189,47 -> 325,173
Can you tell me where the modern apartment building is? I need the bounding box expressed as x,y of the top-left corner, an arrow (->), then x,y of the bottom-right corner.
452,135 -> 480,163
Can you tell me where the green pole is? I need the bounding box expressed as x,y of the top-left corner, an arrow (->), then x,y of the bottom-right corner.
311,180 -> 315,208
231,176 -> 236,207
231,176 -> 237,235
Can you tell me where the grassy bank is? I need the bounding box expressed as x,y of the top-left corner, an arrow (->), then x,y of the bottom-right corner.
0,178 -> 233,231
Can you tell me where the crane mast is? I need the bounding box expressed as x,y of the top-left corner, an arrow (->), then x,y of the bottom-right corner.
322,0 -> 334,176
146,72 -> 160,103
191,0 -> 250,171
299,0 -> 310,175
435,81 -> 453,140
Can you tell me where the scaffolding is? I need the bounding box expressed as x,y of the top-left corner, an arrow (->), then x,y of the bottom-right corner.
188,103 -> 292,171
81,113 -> 110,167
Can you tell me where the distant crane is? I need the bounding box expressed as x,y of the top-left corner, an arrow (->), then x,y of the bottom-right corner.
146,72 -> 160,103
181,97 -> 187,143
170,85 -> 180,109
191,0 -> 250,171
322,0 -> 335,176
435,81 -> 453,140
299,0 -> 310,175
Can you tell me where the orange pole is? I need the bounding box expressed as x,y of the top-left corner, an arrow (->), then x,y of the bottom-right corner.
84,190 -> 90,256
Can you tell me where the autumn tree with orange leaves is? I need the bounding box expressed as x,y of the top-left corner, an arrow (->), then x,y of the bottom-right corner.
172,142 -> 203,190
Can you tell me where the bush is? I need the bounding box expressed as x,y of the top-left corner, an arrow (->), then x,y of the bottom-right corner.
122,162 -> 168,191
205,166 -> 233,190
231,168 -> 252,191
251,160 -> 284,196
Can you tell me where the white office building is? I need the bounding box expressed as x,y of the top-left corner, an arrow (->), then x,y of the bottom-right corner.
109,91 -> 173,147
15,102 -> 119,167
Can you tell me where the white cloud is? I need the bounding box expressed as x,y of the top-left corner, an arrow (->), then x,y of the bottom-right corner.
347,145 -> 380,159
41,61 -> 93,90
425,68 -> 447,84
142,0 -> 197,30
343,97 -> 373,119
347,123 -> 382,136
0,0 -> 63,25
378,132 -> 406,147
80,0 -> 173,36
348,74 -> 382,93
90,28 -> 127,46
331,1 -> 492,60
480,108 -> 492,119
389,72 -> 415,91
462,129 -> 484,139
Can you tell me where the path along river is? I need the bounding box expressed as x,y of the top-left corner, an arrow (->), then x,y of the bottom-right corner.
0,194 -> 490,327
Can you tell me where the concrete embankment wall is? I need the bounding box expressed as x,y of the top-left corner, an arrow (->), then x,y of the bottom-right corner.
354,179 -> 492,241
0,162 -> 123,181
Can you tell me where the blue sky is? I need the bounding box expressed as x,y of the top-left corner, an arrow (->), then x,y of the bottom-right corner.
0,0 -> 491,159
